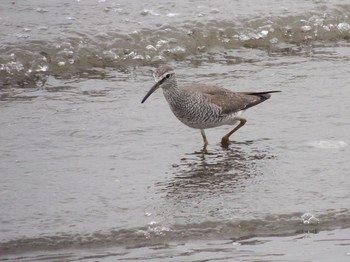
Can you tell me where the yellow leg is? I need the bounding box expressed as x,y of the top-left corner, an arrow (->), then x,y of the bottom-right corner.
201,129 -> 208,147
221,118 -> 247,146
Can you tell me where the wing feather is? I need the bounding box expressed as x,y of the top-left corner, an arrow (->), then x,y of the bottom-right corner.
183,84 -> 280,115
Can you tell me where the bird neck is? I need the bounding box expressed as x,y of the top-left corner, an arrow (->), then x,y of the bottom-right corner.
162,83 -> 184,105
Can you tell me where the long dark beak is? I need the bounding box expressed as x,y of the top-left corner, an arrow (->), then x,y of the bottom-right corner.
141,81 -> 162,103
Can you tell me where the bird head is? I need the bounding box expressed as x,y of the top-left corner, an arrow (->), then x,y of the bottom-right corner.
141,65 -> 176,103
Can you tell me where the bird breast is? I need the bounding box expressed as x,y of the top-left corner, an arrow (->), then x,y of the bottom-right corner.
163,89 -> 241,129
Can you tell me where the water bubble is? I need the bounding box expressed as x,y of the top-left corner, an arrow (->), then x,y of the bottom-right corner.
37,26 -> 48,31
36,8 -> 49,13
103,50 -> 119,61
114,8 -> 124,14
169,46 -> 186,55
259,30 -> 269,38
147,222 -> 171,237
123,49 -> 131,55
312,18 -> 324,27
151,55 -> 165,62
308,216 -> 319,224
61,42 -> 73,49
301,213 -> 313,221
133,54 -> 144,60
301,213 -> 319,225
270,37 -> 279,44
337,22 -> 350,32
140,9 -> 159,16
239,34 -> 250,41
197,46 -> 206,52
210,9 -> 220,14
126,51 -> 136,58
36,65 -> 48,72
301,25 -> 312,32
1,61 -> 24,73
146,45 -> 156,51
310,140 -> 347,149
166,13 -> 179,17
140,9 -> 148,16
16,34 -> 30,39
323,25 -> 330,31
148,221 -> 157,226
156,39 -> 168,49
168,38 -> 178,44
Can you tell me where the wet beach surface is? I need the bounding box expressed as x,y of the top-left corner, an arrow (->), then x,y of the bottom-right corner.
1,0 -> 350,261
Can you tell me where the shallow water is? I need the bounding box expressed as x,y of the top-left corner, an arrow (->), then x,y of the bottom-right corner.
1,0 -> 350,261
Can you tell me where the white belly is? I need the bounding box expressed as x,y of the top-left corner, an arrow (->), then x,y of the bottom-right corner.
178,111 -> 244,129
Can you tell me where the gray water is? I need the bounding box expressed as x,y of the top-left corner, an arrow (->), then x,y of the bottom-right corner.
1,0 -> 350,261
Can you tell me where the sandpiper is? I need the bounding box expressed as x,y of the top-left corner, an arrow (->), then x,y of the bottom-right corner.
141,65 -> 280,148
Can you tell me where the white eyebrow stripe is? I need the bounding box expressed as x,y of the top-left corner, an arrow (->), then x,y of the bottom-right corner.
154,71 -> 175,82
160,71 -> 175,77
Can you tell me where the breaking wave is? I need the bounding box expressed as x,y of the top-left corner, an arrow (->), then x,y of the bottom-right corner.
1,211 -> 349,254
1,7 -> 350,88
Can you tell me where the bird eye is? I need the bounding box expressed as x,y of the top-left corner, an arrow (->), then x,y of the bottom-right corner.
165,74 -> 171,79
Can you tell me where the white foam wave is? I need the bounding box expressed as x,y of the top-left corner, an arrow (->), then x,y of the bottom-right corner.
310,140 -> 347,149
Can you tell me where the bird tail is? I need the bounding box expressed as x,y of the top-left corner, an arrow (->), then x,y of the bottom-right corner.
244,90 -> 281,100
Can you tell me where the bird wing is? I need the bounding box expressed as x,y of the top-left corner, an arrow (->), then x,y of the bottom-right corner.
209,91 -> 261,115
183,84 -> 280,115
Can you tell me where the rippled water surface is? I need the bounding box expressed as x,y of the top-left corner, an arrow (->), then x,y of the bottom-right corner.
1,0 -> 350,261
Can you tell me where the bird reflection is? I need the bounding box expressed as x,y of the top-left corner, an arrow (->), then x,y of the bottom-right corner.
156,139 -> 275,199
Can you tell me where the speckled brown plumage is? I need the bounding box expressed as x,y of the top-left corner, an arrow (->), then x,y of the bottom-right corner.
141,65 -> 280,148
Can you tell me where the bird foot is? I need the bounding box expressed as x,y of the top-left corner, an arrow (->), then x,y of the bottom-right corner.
221,137 -> 230,148
201,148 -> 208,154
